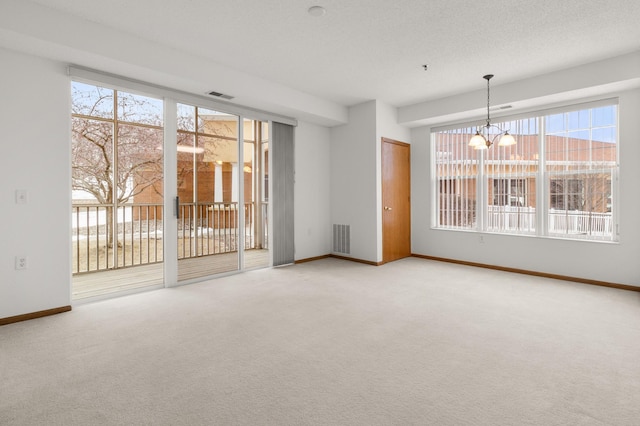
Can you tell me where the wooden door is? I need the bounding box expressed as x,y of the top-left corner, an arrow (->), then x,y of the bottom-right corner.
382,138 -> 411,263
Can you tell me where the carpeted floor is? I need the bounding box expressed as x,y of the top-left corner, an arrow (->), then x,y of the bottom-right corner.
1,257 -> 639,425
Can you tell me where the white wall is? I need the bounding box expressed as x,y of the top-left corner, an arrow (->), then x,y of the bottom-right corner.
329,100 -> 411,263
376,101 -> 412,145
294,121 -> 332,260
330,101 -> 378,262
411,88 -> 640,287
0,48 -> 72,318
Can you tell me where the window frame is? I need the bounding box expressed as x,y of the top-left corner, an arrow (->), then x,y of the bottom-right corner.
431,98 -> 619,242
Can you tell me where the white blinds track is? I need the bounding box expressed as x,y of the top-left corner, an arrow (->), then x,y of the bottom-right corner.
68,65 -> 297,126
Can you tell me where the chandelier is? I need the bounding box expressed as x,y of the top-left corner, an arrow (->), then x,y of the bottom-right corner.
469,74 -> 516,150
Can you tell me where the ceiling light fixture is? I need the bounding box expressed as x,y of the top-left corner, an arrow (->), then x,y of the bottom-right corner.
308,6 -> 326,16
469,74 -> 516,150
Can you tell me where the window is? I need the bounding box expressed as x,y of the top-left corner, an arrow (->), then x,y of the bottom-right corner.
71,82 -> 164,273
493,179 -> 526,206
433,102 -> 618,241
438,178 -> 476,228
434,131 -> 477,229
545,106 -> 617,238
550,179 -> 583,210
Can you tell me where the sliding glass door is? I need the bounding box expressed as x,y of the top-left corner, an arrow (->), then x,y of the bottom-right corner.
71,78 -> 274,299
175,106 -> 269,281
176,105 -> 240,280
243,119 -> 270,270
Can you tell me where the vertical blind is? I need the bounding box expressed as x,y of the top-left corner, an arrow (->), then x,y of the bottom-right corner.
433,101 -> 618,241
271,122 -> 295,265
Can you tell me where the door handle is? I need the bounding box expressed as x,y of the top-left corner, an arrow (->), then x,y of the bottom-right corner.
175,196 -> 180,219
384,206 -> 392,211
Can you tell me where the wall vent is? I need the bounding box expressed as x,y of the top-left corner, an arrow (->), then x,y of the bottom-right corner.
490,104 -> 512,111
207,91 -> 234,100
333,224 -> 351,254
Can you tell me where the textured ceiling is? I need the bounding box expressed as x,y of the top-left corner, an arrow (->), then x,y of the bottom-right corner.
24,0 -> 640,108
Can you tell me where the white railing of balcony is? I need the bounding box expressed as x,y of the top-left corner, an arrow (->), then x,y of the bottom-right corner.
486,206 -> 536,233
547,209 -> 612,237
485,206 -> 612,237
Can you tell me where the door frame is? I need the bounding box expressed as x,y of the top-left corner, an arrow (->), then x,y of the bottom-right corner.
381,137 -> 411,263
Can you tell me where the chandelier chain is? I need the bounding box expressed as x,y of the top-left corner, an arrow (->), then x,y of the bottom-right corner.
486,77 -> 490,126
469,74 -> 516,149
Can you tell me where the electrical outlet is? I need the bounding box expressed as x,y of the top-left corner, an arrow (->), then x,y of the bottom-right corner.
15,256 -> 27,270
479,235 -> 485,244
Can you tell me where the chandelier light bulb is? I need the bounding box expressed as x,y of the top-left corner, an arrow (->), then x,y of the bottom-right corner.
469,132 -> 487,148
498,132 -> 516,146
469,74 -> 516,149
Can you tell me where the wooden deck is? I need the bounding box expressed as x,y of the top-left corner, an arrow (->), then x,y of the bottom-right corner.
73,249 -> 269,300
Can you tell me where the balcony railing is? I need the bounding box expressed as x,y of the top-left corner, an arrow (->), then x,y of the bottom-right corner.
486,205 -> 612,237
486,206 -> 536,233
547,208 -> 612,236
72,202 -> 265,274
439,205 -> 613,239
177,202 -> 259,258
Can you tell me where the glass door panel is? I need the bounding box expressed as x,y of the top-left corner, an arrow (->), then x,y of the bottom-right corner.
242,119 -> 270,269
177,104 -> 240,281
71,82 -> 164,300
